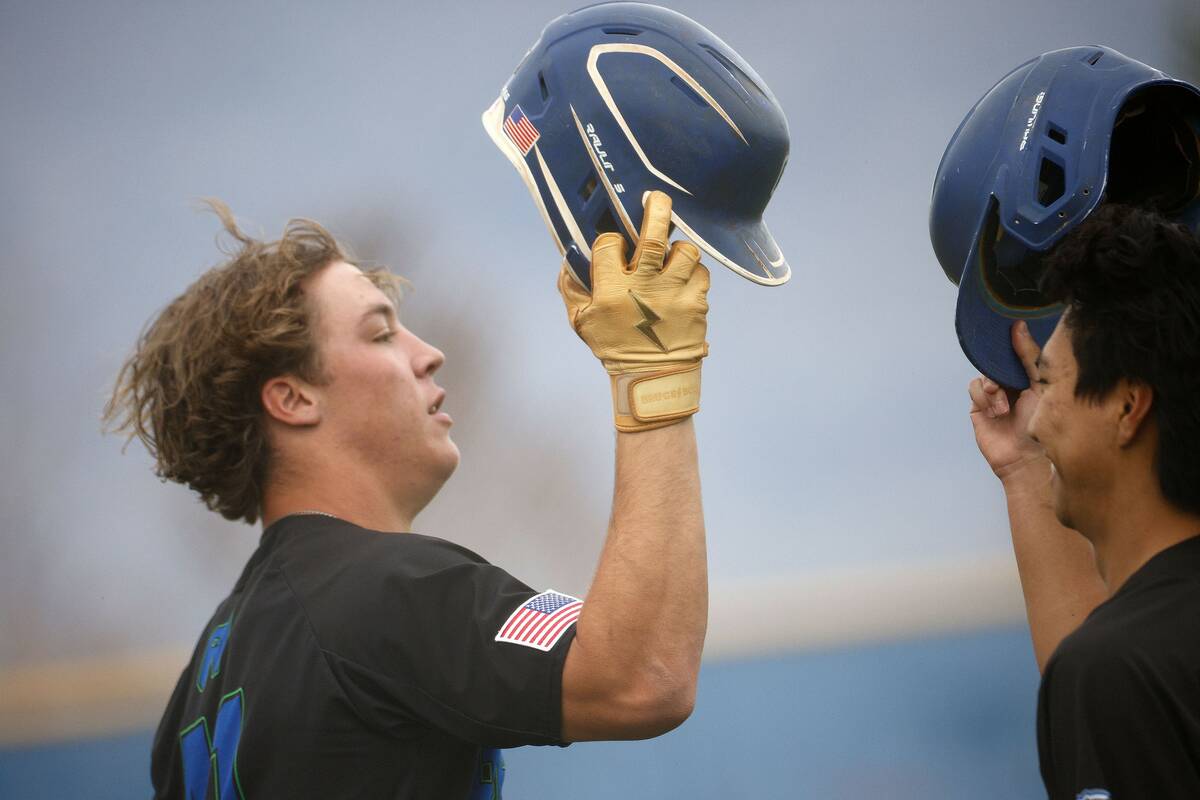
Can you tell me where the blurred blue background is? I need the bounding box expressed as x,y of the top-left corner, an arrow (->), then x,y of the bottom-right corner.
2,629 -> 1042,798
1,0 -> 1195,796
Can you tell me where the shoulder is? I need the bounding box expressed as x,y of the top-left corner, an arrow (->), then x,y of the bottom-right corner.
1046,575 -> 1200,693
1046,626 -> 1139,692
273,517 -> 492,585
267,517 -> 531,643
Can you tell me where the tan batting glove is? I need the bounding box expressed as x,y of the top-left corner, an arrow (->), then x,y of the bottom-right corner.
559,191 -> 710,432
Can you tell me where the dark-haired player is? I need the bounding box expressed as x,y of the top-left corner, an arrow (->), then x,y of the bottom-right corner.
968,204 -> 1200,799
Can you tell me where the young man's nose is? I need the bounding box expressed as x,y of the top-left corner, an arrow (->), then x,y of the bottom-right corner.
414,340 -> 445,378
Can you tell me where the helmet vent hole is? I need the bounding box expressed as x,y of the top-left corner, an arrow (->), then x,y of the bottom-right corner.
602,26 -> 642,36
670,75 -> 707,107
1038,158 -> 1066,206
1085,50 -> 1104,66
699,44 -> 768,102
538,71 -> 550,102
595,207 -> 621,235
580,174 -> 598,201
1048,125 -> 1067,145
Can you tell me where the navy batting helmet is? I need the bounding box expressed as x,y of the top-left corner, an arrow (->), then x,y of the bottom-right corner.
930,46 -> 1200,388
483,2 -> 791,289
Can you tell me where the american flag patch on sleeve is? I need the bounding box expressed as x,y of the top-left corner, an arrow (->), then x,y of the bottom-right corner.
502,104 -> 541,156
495,590 -> 583,651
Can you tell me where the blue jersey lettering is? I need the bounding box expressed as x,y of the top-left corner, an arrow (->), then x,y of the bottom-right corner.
179,689 -> 246,799
197,619 -> 232,693
469,748 -> 505,800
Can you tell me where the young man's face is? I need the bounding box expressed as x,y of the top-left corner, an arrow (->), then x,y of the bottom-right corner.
307,260 -> 459,502
1026,314 -> 1118,533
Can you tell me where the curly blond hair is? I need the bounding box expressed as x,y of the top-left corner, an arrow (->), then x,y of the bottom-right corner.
104,200 -> 403,524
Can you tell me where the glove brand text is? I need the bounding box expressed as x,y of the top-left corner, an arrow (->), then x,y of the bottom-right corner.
639,384 -> 699,405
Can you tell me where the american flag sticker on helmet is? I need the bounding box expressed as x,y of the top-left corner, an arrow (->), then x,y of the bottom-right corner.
495,590 -> 583,651
503,104 -> 541,156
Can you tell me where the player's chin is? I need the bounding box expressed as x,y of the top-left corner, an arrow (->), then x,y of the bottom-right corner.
432,438 -> 461,479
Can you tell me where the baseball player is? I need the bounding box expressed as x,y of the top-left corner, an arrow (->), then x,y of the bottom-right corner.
932,45 -> 1200,797
968,205 -> 1200,798
107,190 -> 711,798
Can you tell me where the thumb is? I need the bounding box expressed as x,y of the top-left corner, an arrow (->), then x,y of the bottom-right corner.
558,262 -> 590,323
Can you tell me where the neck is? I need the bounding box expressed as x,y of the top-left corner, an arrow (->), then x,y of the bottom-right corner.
262,475 -> 419,533
1084,478 -> 1200,595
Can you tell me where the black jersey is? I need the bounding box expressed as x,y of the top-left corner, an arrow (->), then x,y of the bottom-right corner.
1037,535 -> 1200,799
150,514 -> 578,799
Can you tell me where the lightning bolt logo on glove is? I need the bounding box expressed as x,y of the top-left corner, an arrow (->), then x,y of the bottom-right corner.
629,291 -> 667,352
559,191 -> 710,432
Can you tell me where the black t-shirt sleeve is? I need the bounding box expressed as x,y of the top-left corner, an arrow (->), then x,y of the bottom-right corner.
1038,644 -> 1198,800
297,535 -> 578,748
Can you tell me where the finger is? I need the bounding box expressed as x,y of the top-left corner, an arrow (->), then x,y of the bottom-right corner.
690,261 -> 711,301
981,377 -> 1010,416
968,377 -> 996,418
663,240 -> 701,280
556,262 -> 590,311
1011,321 -> 1041,385
590,232 -> 627,283
632,191 -> 672,273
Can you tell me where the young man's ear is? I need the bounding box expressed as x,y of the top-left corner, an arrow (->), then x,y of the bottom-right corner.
262,376 -> 321,427
1115,380 -> 1154,448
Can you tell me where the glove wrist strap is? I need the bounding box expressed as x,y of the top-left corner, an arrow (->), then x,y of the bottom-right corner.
609,364 -> 701,433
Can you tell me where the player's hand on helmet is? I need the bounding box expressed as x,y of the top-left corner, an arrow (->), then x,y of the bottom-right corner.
560,191 -> 709,371
559,190 -> 710,432
968,321 -> 1049,480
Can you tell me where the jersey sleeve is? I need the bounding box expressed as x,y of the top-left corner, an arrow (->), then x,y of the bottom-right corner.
299,536 -> 580,748
1038,644 -> 1197,800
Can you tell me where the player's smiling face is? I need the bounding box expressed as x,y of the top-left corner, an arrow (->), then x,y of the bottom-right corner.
1026,315 -> 1116,533
307,260 -> 459,502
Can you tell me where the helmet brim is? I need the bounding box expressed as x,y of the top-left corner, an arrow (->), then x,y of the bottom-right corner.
954,223 -> 1061,390
666,205 -> 790,286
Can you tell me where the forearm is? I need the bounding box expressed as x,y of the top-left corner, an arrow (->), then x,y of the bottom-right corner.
558,192 -> 709,739
1001,459 -> 1107,671
571,419 -> 706,719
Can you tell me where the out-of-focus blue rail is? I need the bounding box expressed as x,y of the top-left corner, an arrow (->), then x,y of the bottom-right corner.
0,626 -> 1041,799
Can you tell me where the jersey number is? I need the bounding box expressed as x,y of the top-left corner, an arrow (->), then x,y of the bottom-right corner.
179,689 -> 246,800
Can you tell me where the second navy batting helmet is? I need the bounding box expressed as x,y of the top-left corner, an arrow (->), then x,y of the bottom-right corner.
930,46 -> 1200,388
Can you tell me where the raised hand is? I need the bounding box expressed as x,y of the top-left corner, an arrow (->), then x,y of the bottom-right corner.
559,191 -> 710,432
968,321 -> 1049,480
